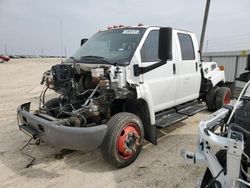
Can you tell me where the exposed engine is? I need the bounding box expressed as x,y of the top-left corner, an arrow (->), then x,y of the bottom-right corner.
39,63 -> 120,127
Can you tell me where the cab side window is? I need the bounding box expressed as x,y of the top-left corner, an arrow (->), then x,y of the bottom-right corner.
140,30 -> 159,62
178,33 -> 195,60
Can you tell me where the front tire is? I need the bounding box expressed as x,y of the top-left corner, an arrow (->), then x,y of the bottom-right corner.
101,112 -> 144,168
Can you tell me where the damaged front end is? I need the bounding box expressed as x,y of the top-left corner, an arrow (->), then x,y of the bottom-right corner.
17,102 -> 107,151
17,62 -> 134,151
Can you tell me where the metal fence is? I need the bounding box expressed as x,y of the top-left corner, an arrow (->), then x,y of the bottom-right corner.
202,50 -> 250,88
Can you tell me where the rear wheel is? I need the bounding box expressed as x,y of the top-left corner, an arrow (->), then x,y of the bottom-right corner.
206,87 -> 220,112
101,112 -> 144,168
215,87 -> 231,110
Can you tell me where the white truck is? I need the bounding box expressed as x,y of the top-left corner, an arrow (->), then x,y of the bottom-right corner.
17,25 -> 230,168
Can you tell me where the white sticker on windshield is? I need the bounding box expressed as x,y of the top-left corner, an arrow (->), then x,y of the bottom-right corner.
122,30 -> 140,34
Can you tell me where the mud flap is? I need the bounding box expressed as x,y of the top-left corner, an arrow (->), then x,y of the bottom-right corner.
144,124 -> 157,145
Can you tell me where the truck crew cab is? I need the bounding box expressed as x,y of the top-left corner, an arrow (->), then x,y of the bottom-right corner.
17,25 -> 229,168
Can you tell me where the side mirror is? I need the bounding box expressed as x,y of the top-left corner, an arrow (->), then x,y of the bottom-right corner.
133,27 -> 173,76
80,38 -> 88,46
158,27 -> 172,61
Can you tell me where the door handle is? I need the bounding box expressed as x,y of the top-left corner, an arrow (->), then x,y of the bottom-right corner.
196,62 -> 198,71
173,63 -> 176,74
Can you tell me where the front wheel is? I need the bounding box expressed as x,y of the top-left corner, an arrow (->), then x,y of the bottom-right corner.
101,112 -> 144,168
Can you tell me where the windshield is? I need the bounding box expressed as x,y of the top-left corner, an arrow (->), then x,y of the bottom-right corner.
72,28 -> 145,65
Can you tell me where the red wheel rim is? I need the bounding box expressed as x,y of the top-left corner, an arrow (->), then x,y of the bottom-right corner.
224,92 -> 231,104
116,123 -> 141,160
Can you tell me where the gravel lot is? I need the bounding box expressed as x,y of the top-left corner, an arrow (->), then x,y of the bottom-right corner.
0,58 -> 210,188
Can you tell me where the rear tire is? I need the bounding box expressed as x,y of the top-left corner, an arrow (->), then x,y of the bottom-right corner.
206,87 -> 220,112
101,112 -> 144,168
215,87 -> 231,110
201,150 -> 226,188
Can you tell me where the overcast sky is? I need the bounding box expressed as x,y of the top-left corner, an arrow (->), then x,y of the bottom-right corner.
0,0 -> 250,56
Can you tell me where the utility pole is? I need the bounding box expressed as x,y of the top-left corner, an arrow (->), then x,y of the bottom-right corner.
59,20 -> 63,58
199,0 -> 211,55
41,48 -> 44,57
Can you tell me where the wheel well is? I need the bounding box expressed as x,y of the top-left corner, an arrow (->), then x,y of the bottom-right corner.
109,99 -> 157,144
216,81 -> 224,87
199,77 -> 213,101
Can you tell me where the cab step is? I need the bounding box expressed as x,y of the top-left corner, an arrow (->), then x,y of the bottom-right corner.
177,104 -> 207,116
155,112 -> 188,128
155,101 -> 207,128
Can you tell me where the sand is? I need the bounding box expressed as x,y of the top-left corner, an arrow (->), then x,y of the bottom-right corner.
0,58 -> 210,188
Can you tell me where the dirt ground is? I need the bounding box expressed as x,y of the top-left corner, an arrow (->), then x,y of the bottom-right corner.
0,58 -> 211,188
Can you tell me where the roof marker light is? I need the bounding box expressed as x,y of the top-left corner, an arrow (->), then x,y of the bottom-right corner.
219,66 -> 224,71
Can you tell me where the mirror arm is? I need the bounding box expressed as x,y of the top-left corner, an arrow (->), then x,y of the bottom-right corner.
133,60 -> 167,76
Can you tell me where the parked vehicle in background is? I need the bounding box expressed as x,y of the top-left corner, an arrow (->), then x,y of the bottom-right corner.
0,55 -> 10,63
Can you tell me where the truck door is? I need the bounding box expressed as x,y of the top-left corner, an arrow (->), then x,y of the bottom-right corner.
175,32 -> 201,105
139,29 -> 178,112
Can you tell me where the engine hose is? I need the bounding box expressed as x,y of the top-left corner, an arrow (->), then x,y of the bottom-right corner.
79,114 -> 87,126
83,84 -> 100,106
